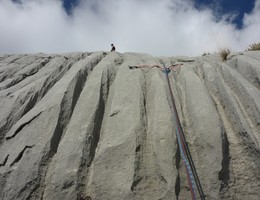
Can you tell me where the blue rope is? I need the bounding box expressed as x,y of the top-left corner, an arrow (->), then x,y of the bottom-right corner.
164,63 -> 196,198
176,127 -> 197,199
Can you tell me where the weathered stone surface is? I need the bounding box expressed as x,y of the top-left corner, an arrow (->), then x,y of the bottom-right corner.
0,51 -> 259,200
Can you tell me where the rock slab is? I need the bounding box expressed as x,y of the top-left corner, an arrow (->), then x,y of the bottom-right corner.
0,51 -> 259,200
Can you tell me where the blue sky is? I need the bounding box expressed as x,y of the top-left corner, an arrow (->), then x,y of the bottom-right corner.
1,0 -> 260,56
194,0 -> 255,28
61,0 -> 256,29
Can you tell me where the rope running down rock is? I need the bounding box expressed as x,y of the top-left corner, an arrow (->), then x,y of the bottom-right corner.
129,63 -> 206,200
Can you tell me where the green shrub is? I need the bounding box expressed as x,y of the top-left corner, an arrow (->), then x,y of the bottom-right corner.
246,43 -> 260,51
219,48 -> 231,61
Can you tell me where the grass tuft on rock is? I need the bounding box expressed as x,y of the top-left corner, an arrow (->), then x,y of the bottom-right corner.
219,48 -> 231,61
246,42 -> 260,51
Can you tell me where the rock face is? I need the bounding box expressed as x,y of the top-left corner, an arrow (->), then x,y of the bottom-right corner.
0,51 -> 259,200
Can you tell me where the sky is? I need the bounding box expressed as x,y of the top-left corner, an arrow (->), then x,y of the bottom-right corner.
0,0 -> 260,56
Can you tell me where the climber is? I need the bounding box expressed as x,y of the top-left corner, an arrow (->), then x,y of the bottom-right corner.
110,44 -> 116,52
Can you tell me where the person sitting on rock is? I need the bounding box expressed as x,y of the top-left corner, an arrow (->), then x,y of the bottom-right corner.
110,44 -> 116,52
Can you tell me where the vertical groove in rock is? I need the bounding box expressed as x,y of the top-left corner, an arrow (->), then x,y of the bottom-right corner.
131,142 -> 142,192
76,83 -> 106,199
229,89 -> 259,147
130,65 -> 170,199
218,125 -> 230,192
77,59 -> 119,199
49,69 -> 89,156
130,70 -> 148,195
38,59 -> 103,200
199,57 -> 260,199
218,63 -> 260,147
131,95 -> 147,193
195,63 -> 232,194
210,93 -> 259,199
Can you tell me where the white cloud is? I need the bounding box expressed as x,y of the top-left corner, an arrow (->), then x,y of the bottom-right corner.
0,0 -> 259,56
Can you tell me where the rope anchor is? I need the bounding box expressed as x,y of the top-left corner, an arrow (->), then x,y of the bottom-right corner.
128,63 -> 183,73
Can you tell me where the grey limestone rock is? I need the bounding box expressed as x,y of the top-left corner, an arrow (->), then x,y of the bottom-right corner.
0,51 -> 259,200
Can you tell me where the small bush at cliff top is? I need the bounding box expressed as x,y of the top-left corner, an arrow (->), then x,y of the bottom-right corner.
246,42 -> 260,51
219,48 -> 231,61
